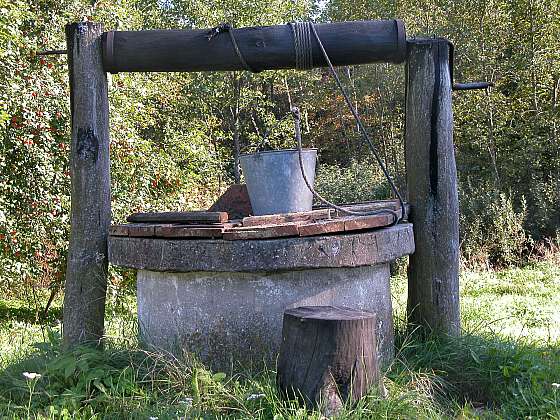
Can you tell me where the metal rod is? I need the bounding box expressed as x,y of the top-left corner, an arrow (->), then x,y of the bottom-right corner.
453,82 -> 494,91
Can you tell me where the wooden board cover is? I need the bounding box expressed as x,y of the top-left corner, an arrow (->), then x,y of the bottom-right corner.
127,211 -> 228,224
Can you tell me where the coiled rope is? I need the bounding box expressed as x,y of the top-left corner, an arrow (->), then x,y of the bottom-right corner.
288,22 -> 314,70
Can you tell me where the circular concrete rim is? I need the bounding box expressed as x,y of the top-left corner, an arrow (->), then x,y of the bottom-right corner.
109,223 -> 414,273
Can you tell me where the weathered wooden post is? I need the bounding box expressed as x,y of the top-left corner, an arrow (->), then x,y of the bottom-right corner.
405,38 -> 460,336
63,22 -> 111,348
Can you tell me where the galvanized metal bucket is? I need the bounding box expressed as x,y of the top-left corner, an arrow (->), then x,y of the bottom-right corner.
240,149 -> 317,215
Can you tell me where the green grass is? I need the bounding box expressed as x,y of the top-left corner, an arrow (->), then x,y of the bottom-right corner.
1,262 -> 559,419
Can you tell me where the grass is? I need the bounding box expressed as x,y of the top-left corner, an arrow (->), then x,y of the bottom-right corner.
0,261 -> 559,419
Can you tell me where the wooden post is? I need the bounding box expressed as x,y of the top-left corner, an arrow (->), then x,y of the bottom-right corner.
63,22 -> 111,348
405,39 -> 460,336
276,306 -> 381,416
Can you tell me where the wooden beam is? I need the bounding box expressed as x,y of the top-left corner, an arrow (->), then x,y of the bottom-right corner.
242,209 -> 332,227
102,20 -> 406,73
405,38 -> 460,336
63,22 -> 111,349
126,211 -> 228,224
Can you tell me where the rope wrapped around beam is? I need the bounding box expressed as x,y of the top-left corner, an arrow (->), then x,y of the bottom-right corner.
289,22 -> 314,70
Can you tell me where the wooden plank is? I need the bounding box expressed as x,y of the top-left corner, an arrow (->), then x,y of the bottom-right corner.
318,199 -> 400,211
208,184 -> 252,219
127,224 -> 156,237
127,211 -> 228,224
343,214 -> 393,232
298,219 -> 346,237
313,200 -> 409,220
223,223 -> 300,240
109,225 -> 129,237
63,22 -> 111,349
242,209 -> 332,228
405,38 -> 460,336
299,213 -> 393,237
102,20 -> 406,73
155,225 -> 224,238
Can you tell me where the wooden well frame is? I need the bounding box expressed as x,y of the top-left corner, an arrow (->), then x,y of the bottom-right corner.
62,20 -> 459,348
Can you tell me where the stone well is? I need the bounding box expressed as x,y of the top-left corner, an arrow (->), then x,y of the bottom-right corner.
108,223 -> 414,369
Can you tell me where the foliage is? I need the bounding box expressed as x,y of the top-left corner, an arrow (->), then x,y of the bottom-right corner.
314,160 -> 390,204
0,0 -> 558,290
460,180 -> 531,267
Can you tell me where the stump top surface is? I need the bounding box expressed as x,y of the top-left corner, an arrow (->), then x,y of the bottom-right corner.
285,306 -> 375,320
109,223 -> 414,273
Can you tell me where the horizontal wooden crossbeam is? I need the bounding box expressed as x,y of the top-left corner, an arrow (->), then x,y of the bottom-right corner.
102,20 -> 406,73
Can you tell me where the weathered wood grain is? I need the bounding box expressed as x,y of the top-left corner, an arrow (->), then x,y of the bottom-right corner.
277,306 -> 381,416
242,209 -> 332,227
223,223 -> 300,240
126,224 -> 157,237
102,20 -> 406,73
109,225 -> 128,237
298,218 -> 346,237
343,214 -> 394,231
63,22 -> 111,349
127,211 -> 228,224
155,225 -> 224,238
405,38 -> 460,336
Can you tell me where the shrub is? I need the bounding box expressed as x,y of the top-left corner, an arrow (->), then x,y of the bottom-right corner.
313,159 -> 392,204
459,179 -> 531,268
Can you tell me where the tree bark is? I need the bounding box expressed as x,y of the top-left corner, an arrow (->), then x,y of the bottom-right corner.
277,306 -> 381,416
405,39 -> 460,336
63,22 -> 111,348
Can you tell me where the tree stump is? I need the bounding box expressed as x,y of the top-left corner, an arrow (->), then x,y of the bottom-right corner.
276,306 -> 381,416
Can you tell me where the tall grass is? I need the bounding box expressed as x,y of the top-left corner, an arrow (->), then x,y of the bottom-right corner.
1,262 -> 559,418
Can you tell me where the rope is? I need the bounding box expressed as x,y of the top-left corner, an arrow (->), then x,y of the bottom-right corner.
292,107 -> 400,221
207,23 -> 259,73
288,22 -> 405,223
288,22 -> 313,70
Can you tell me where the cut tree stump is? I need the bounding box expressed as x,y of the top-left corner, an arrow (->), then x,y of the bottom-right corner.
276,306 -> 381,416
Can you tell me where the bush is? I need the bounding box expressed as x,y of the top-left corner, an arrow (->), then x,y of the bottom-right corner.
459,179 -> 531,268
313,159 -> 393,204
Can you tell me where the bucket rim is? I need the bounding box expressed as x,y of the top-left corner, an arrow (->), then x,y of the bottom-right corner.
240,148 -> 317,158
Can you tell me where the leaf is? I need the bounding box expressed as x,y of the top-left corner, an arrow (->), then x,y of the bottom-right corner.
212,372 -> 226,382
470,349 -> 481,365
93,378 -> 107,394
64,358 -> 76,379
